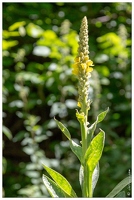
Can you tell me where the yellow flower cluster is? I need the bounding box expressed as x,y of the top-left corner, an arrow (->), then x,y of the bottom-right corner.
72,16 -> 94,111
72,56 -> 94,76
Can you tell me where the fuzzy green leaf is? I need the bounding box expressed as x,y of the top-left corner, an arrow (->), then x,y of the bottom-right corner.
54,118 -> 71,140
43,165 -> 77,197
87,108 -> 109,145
85,129 -> 105,172
70,140 -> 82,163
42,174 -> 67,197
92,163 -> 99,192
79,163 -> 99,195
106,176 -> 132,198
97,107 -> 109,123
79,165 -> 84,188
55,118 -> 82,163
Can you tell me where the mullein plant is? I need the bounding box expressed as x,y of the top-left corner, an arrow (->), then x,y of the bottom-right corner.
42,17 -> 131,198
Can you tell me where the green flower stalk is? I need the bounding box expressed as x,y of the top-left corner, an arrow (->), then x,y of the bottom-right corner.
72,16 -> 95,197
42,16 -> 130,198
73,16 -> 94,159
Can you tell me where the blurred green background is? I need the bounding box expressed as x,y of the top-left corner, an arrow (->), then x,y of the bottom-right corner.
3,2 -> 131,197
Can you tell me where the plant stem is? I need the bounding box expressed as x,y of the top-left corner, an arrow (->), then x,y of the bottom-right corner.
73,16 -> 94,198
80,98 -> 93,197
88,170 -> 93,197
81,119 -> 87,158
81,96 -> 88,154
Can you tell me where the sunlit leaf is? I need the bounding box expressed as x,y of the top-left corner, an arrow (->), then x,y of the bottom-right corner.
85,130 -> 105,172
96,107 -> 109,123
42,30 -> 57,40
55,118 -> 82,162
79,165 -> 84,188
87,108 -> 109,145
92,163 -> 99,192
42,174 -> 67,197
8,21 -> 26,31
54,118 -> 71,140
2,40 -> 18,50
43,165 -> 77,197
3,30 -> 20,39
26,23 -> 44,38
70,140 -> 82,162
97,33 -> 121,48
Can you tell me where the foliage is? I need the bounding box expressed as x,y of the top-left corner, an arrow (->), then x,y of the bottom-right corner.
3,2 -> 131,197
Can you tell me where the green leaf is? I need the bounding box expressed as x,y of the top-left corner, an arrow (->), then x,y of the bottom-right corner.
54,118 -> 71,140
83,132 -> 104,197
81,164 -> 100,197
42,174 -> 68,197
79,164 -> 100,192
70,140 -> 82,162
85,129 -> 105,172
55,118 -> 82,163
8,21 -> 26,31
3,40 -> 18,50
116,191 -> 126,197
92,163 -> 99,192
87,107 -> 109,145
97,107 -> 109,123
79,165 -> 84,188
3,125 -> 12,140
43,165 -> 77,197
26,23 -> 44,38
106,176 -> 132,198
3,30 -> 20,38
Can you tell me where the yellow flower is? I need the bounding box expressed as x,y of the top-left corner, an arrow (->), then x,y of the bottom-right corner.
86,67 -> 93,73
77,102 -> 81,107
75,57 -> 81,62
81,63 -> 86,70
87,60 -> 94,67
72,68 -> 79,75
72,16 -> 94,112
72,63 -> 79,75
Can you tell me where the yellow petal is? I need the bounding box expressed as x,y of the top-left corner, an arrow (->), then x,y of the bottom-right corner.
72,63 -> 79,75
86,67 -> 93,73
72,63 -> 78,68
75,57 -> 80,62
72,68 -> 79,75
77,102 -> 81,107
87,60 -> 94,67
81,63 -> 86,70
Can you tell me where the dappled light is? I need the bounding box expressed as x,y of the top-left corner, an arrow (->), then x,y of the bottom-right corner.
3,2 -> 131,198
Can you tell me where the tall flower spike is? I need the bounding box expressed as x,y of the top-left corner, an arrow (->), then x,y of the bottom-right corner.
72,16 -> 94,114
